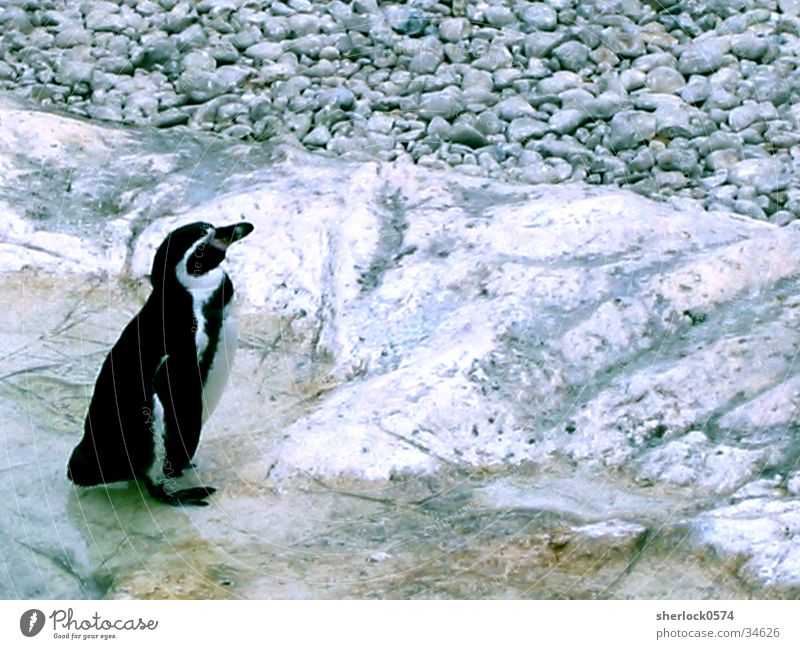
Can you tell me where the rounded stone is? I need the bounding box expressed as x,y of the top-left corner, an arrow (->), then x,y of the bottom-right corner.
730,33 -> 768,61
408,51 -> 441,75
549,108 -> 589,135
495,96 -> 536,121
646,67 -> 685,94
244,42 -> 283,62
607,111 -> 658,151
438,18 -> 470,43
552,41 -> 591,72
447,122 -> 488,149
303,124 -> 332,147
521,4 -> 557,31
678,38 -> 729,75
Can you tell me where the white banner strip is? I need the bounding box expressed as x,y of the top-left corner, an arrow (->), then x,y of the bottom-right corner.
1,600 -> 798,648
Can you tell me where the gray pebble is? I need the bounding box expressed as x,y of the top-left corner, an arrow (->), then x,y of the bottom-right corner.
496,96 -> 536,121
678,37 -> 729,75
85,9 -> 126,33
729,158 -> 790,194
620,69 -> 646,92
244,42 -> 283,62
536,71 -> 582,95
607,110 -> 657,150
303,124 -> 331,147
447,122 -> 488,148
679,76 -> 710,104
646,67 -> 685,94
549,108 -> 588,135
706,149 -> 741,172
506,117 -> 548,142
409,51 -> 441,75
417,88 -> 464,121
730,32 -> 768,61
553,41 -> 590,72
438,18 -> 470,43
521,4 -> 557,31
482,6 -> 516,28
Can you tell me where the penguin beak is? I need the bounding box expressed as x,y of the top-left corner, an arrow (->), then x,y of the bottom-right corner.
209,222 -> 254,252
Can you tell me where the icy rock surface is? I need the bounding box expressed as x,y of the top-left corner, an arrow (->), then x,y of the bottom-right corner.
1,99 -> 799,598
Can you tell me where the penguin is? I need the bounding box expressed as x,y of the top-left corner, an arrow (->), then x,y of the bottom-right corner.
67,221 -> 254,506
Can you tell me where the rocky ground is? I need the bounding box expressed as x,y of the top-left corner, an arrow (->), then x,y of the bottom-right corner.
1,97 -> 800,598
2,0 -> 800,221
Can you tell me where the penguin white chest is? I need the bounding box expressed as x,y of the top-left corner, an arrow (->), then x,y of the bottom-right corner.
200,304 -> 238,423
182,267 -> 238,424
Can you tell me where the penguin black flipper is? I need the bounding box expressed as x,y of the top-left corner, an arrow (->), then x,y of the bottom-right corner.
146,353 -> 217,506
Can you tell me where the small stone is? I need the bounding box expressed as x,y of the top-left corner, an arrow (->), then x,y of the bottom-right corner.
182,51 -> 216,73
506,117 -> 548,143
483,5 -> 515,27
552,41 -> 590,72
288,13 -> 320,37
176,70 -> 227,103
472,45 -> 512,72
303,124 -> 331,147
232,28 -> 262,50
728,104 -> 761,131
620,69 -> 646,92
0,62 -> 15,80
522,4 -> 557,31
438,18 -> 470,42
523,31 -> 564,58
706,149 -> 741,172
680,76 -> 710,104
55,59 -> 94,86
447,122 -> 488,149
417,88 -> 464,121
96,57 -> 134,75
730,33 -> 768,61
583,92 -> 626,120
654,101 -> 693,138
607,110 -> 657,151
536,71 -> 582,95
678,37 -> 729,75
729,158 -> 790,195
244,42 -> 282,62
85,9 -> 126,33
602,27 -> 645,58
409,51 -> 441,75
646,67 -> 685,94
518,162 -> 558,184
495,96 -> 535,121
209,41 -> 240,64
656,148 -> 699,175
155,108 -> 190,127
54,27 -> 92,48
549,108 -> 588,135
137,38 -> 177,68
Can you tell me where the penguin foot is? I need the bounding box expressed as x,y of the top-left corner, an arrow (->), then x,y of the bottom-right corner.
146,480 -> 216,507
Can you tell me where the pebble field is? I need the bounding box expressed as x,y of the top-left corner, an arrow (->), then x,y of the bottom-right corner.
2,0 -> 800,222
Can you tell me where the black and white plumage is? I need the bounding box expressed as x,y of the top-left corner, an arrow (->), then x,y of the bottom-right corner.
67,221 -> 254,506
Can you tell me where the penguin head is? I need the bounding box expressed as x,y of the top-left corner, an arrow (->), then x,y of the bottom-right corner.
151,221 -> 254,290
